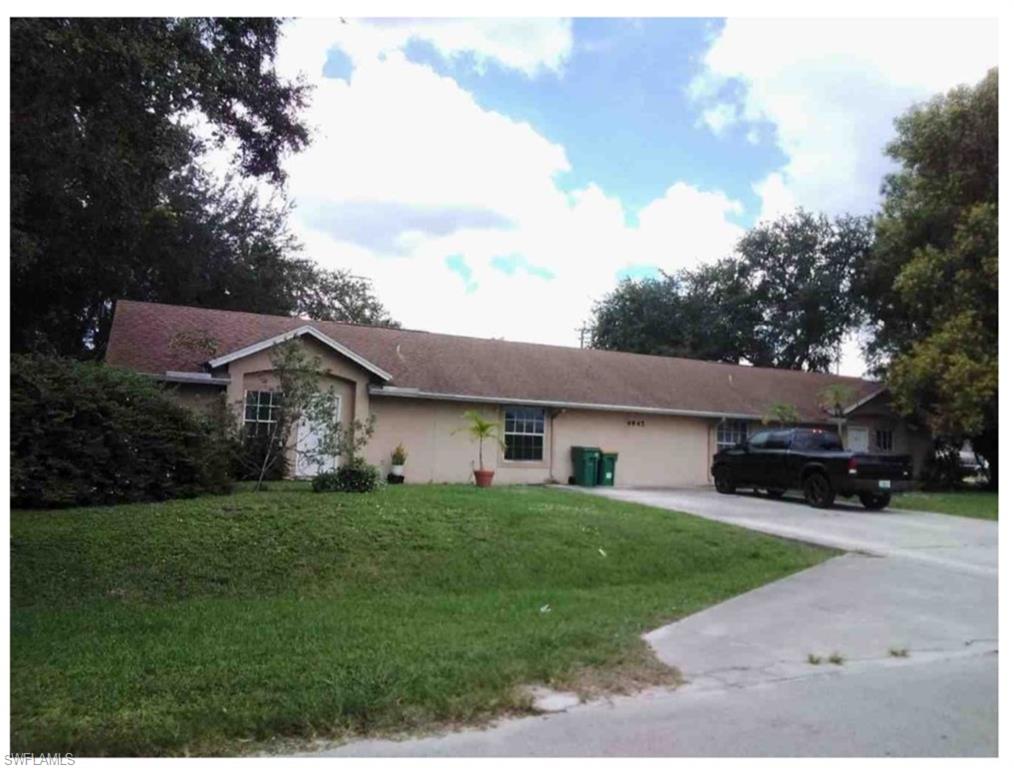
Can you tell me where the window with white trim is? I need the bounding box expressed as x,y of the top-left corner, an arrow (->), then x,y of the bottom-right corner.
244,390 -> 283,436
875,429 -> 894,451
504,407 -> 545,461
717,420 -> 749,449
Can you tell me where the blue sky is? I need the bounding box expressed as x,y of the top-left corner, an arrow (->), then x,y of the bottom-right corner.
398,18 -> 784,225
274,17 -> 997,374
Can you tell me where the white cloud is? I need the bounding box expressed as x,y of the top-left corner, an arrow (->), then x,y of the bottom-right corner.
383,18 -> 573,77
285,49 -> 569,220
634,182 -> 743,268
273,19 -> 744,348
692,19 -> 998,214
279,18 -> 572,79
698,102 -> 737,135
752,171 -> 797,224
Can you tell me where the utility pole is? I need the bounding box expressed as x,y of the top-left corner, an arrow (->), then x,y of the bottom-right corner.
576,324 -> 591,349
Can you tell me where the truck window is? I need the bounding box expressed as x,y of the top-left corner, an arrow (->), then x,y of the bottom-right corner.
819,431 -> 843,451
765,430 -> 793,450
791,429 -> 842,451
749,431 -> 769,449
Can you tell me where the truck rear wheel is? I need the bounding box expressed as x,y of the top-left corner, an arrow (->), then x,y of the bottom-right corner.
859,492 -> 891,510
803,472 -> 835,509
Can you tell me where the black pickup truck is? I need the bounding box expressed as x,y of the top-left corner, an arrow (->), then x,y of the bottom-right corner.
711,427 -> 913,509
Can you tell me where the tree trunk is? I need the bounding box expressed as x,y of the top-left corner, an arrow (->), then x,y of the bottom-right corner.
256,418 -> 284,491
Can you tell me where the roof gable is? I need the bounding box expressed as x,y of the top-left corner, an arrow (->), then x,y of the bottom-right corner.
207,325 -> 392,381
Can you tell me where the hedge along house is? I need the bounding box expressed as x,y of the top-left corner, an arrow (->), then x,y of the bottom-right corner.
105,300 -> 932,486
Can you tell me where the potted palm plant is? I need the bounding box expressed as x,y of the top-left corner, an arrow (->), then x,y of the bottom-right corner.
390,443 -> 407,478
458,410 -> 503,487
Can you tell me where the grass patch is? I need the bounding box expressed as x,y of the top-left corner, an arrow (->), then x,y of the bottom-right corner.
890,491 -> 997,520
11,484 -> 832,755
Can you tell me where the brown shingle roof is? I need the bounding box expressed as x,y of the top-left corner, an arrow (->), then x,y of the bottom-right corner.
106,299 -> 882,422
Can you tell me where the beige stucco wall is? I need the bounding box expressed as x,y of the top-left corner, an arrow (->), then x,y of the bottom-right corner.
366,398 -> 551,484
551,409 -> 712,487
220,336 -> 374,474
366,397 -> 715,487
223,337 -> 371,421
846,392 -> 933,478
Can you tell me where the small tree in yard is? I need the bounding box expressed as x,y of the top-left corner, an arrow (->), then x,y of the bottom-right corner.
762,402 -> 801,427
313,412 -> 377,469
818,384 -> 857,441
238,340 -> 339,490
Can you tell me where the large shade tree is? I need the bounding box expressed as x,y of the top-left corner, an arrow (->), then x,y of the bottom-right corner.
11,18 -> 396,356
589,210 -> 872,372
587,260 -> 759,364
857,68 -> 998,484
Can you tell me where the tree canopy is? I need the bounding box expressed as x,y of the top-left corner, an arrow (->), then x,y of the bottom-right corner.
11,18 -> 396,356
589,70 -> 997,483
857,68 -> 998,481
589,210 -> 872,371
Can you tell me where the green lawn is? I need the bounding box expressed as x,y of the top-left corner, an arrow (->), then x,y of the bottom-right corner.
11,484 -> 832,756
891,490 -> 998,520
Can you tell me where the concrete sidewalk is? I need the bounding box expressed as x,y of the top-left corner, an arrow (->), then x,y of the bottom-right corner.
305,488 -> 998,757
313,653 -> 996,757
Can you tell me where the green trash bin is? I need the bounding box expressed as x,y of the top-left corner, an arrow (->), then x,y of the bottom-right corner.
570,446 -> 601,487
597,452 -> 618,486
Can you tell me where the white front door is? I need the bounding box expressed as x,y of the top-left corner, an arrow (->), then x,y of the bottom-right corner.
294,396 -> 342,477
846,426 -> 869,453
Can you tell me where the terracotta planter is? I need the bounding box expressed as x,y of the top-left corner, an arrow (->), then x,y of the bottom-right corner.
473,469 -> 495,487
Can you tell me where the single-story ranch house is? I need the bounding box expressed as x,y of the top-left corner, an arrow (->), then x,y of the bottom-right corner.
106,300 -> 932,486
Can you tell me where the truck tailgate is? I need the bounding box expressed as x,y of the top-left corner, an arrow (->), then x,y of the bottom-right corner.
852,453 -> 912,480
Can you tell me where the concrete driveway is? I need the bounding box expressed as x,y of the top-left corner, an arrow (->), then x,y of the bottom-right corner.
593,486 -> 998,577
308,487 -> 998,757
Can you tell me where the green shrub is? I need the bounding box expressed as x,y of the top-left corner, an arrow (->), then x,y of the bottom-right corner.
311,470 -> 342,493
339,459 -> 380,492
312,459 -> 380,493
11,354 -> 233,508
920,444 -> 965,490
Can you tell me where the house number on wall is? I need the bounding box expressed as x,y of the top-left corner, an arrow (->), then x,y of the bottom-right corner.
626,419 -> 645,427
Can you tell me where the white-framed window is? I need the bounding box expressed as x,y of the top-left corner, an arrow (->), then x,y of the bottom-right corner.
503,406 -> 545,461
244,390 -> 283,436
875,429 -> 894,451
717,420 -> 749,449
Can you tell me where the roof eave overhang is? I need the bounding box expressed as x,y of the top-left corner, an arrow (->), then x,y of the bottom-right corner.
146,371 -> 231,386
206,325 -> 393,381
842,387 -> 887,415
368,385 -> 805,422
